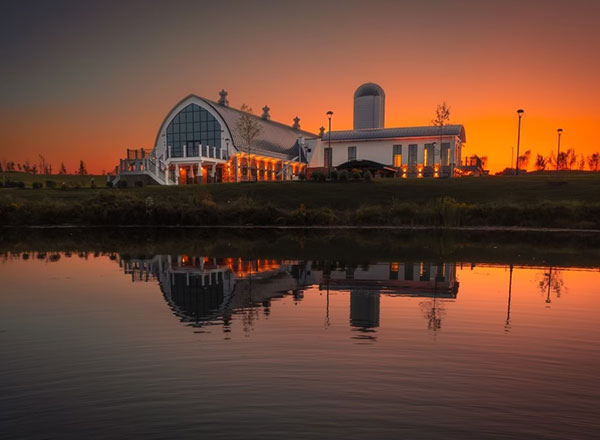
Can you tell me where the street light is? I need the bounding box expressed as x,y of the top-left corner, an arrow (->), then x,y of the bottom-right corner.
431,142 -> 437,176
515,109 -> 524,175
326,111 -> 333,178
556,129 -> 563,171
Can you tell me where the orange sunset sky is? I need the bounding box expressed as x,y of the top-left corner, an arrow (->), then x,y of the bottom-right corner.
1,0 -> 599,174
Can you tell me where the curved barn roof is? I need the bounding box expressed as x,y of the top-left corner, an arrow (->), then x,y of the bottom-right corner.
324,125 -> 466,143
155,94 -> 316,161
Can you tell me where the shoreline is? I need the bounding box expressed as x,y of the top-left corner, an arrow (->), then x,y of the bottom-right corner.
2,224 -> 600,233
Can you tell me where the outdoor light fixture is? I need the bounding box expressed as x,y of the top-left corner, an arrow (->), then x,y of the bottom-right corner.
556,129 -> 563,171
515,109 -> 524,175
326,111 -> 333,178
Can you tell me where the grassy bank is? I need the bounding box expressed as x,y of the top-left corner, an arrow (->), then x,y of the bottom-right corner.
1,173 -> 599,228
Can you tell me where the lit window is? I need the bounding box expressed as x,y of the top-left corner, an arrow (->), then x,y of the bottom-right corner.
393,145 -> 402,167
166,103 -> 222,158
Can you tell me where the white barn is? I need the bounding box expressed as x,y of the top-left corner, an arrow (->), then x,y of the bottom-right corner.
306,83 -> 466,178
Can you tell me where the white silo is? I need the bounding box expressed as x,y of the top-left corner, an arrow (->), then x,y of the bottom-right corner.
353,83 -> 385,129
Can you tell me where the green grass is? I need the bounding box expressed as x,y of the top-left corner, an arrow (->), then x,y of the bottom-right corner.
1,172 -> 600,228
1,172 -> 104,188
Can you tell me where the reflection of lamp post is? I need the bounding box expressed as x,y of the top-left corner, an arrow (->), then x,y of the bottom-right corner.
515,109 -> 524,174
505,264 -> 513,331
556,129 -> 563,171
326,111 -> 333,178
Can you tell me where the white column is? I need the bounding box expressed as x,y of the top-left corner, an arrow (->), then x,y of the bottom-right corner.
197,162 -> 203,182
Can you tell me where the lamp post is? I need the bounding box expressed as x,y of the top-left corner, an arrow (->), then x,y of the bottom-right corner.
556,128 -> 563,171
515,109 -> 524,175
431,142 -> 437,176
326,110 -> 333,178
225,138 -> 230,181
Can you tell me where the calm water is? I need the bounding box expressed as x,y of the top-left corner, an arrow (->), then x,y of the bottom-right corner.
1,247 -> 599,439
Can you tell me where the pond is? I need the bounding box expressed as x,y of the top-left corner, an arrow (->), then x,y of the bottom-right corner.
1,229 -> 599,439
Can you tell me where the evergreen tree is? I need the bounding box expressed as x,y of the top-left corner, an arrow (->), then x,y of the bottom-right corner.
78,160 -> 87,175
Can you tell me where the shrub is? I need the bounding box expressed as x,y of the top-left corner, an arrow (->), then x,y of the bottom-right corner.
61,182 -> 68,191
32,182 -> 43,189
90,178 -> 97,189
338,169 -> 349,182
330,169 -> 339,180
0,181 -> 3,188
135,181 -> 144,188
106,181 -> 113,188
17,181 -> 25,189
117,180 -> 128,188
310,170 -> 326,182
45,180 -> 56,188
363,170 -> 373,182
351,169 -> 362,180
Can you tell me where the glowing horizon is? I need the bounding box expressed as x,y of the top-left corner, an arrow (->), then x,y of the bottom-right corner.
1,0 -> 599,174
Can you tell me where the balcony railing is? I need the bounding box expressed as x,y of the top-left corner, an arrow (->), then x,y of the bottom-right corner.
166,145 -> 228,161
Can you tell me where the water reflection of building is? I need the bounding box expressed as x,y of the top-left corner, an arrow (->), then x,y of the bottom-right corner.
119,257 -> 458,335
121,256 -> 312,329
313,262 -> 458,334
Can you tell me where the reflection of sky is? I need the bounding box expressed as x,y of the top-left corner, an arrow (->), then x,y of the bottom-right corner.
1,253 -> 600,438
1,1 -> 600,173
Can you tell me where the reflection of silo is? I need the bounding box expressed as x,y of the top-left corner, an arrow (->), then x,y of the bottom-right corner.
350,291 -> 380,329
353,83 -> 385,129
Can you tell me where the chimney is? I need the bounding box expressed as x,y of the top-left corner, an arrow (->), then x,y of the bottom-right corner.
293,116 -> 300,130
218,89 -> 229,106
319,126 -> 325,138
261,105 -> 271,120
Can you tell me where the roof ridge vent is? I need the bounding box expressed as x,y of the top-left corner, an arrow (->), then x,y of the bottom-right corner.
218,89 -> 229,106
261,105 -> 271,120
292,116 -> 300,130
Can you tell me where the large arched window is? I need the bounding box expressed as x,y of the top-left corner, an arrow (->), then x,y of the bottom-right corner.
166,104 -> 222,157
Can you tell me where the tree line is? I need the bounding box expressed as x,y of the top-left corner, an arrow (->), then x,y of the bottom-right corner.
0,156 -> 90,175
516,149 -> 600,171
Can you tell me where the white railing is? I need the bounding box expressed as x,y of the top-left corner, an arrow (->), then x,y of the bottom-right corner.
166,145 -> 228,161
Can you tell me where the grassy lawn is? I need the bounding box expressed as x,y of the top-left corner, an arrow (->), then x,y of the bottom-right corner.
2,172 -> 599,207
1,172 -> 104,187
1,172 -> 599,227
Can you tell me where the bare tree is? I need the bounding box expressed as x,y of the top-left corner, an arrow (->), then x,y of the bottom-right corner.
59,162 -> 67,175
577,154 -> 586,171
534,154 -> 547,171
517,150 -> 531,170
588,153 -> 600,171
38,155 -> 49,175
566,149 -> 577,170
432,102 -> 451,167
550,151 -> 568,170
236,104 -> 262,181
